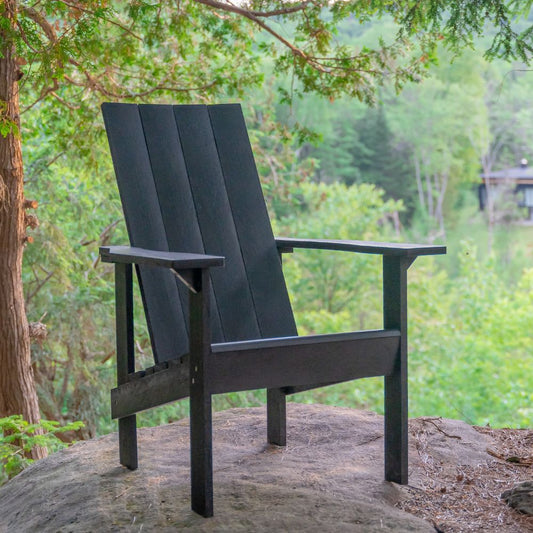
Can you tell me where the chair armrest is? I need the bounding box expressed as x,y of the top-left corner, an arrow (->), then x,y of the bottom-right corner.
275,237 -> 446,257
100,246 -> 225,269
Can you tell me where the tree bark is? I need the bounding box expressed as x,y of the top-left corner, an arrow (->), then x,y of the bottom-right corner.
481,157 -> 495,254
413,155 -> 426,214
434,172 -> 448,239
0,0 -> 45,459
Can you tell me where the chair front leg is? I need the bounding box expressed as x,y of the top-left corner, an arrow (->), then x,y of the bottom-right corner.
189,269 -> 214,517
115,262 -> 138,470
383,256 -> 413,485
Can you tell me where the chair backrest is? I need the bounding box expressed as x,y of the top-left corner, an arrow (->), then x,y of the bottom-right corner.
102,103 -> 297,363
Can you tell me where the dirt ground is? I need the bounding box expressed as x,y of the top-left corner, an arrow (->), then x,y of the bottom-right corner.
398,420 -> 533,532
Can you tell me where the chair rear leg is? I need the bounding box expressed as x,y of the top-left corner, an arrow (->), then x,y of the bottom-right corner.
267,388 -> 286,446
119,415 -> 138,470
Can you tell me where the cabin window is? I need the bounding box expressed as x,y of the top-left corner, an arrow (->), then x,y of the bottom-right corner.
525,187 -> 533,207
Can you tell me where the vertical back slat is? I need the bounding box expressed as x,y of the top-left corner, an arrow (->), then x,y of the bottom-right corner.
208,105 -> 297,338
104,102 -> 297,355
138,105 -> 224,343
102,103 -> 188,362
173,105 -> 262,342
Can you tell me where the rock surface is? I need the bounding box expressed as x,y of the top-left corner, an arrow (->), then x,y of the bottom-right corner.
0,404 -> 494,532
502,480 -> 533,516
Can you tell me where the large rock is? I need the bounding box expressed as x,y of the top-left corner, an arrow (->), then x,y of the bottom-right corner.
0,404 -> 493,532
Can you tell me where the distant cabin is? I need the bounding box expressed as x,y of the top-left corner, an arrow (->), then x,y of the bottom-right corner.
479,159 -> 533,221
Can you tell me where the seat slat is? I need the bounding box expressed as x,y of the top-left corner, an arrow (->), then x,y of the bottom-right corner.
208,105 -> 297,338
139,104 -> 224,343
101,103 -> 188,363
173,105 -> 262,342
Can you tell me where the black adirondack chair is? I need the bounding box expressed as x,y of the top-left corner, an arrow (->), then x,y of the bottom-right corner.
100,103 -> 446,517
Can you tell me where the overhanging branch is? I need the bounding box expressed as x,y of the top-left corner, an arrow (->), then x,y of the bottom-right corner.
192,0 -> 321,69
20,6 -> 58,43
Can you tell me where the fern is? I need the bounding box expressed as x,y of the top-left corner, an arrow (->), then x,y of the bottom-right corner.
0,415 -> 84,485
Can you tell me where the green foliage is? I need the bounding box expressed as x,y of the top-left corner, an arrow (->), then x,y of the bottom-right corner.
244,94 -> 318,220
408,242 -> 533,427
276,181 -> 403,333
15,1 -> 263,105
306,101 -> 416,218
287,40 -> 533,234
0,100 -> 19,137
399,0 -> 533,63
4,0 -> 531,121
21,104 -> 127,436
11,0 -> 533,439
274,179 -> 404,413
0,415 -> 84,484
289,234 -> 533,429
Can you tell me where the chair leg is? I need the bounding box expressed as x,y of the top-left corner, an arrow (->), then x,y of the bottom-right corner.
189,269 -> 214,517
190,390 -> 213,517
115,263 -> 138,470
383,255 -> 410,485
384,371 -> 408,484
119,415 -> 138,470
267,388 -> 286,446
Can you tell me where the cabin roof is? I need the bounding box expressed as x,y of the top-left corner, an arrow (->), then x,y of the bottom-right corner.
481,160 -> 533,184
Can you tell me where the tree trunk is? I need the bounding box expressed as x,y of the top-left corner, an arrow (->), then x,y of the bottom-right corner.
481,157 -> 495,255
434,172 -> 448,239
0,0 -> 45,459
413,155 -> 426,214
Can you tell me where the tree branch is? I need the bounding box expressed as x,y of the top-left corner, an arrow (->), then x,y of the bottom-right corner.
56,0 -> 143,41
21,79 -> 59,114
51,92 -> 80,110
20,6 -> 58,43
25,267 -> 55,305
246,1 -> 312,17
192,0 -> 322,70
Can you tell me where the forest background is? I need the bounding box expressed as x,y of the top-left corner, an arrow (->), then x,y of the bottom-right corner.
6,4 -> 533,470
